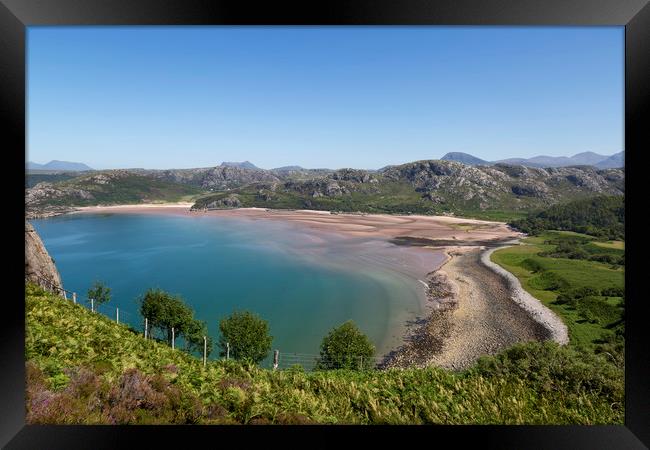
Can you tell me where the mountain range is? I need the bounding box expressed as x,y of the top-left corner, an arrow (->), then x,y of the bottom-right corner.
27,160 -> 94,171
26,157 -> 624,221
440,151 -> 624,169
26,150 -> 624,175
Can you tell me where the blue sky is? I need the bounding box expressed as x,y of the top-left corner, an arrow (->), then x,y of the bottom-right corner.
27,26 -> 624,170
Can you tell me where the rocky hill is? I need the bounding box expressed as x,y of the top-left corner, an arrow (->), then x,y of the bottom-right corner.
192,160 -> 624,218
26,170 -> 206,218
26,159 -> 625,220
136,166 -> 281,190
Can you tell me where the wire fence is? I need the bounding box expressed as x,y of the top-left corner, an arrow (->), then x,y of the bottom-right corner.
29,273 -> 144,330
272,352 -> 388,371
27,275 -> 394,372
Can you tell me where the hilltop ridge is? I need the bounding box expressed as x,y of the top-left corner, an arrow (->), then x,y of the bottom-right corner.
26,158 -> 624,220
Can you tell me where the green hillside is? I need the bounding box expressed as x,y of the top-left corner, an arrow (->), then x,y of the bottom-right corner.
26,171 -> 207,213
491,231 -> 624,348
509,195 -> 624,240
26,283 -> 623,425
26,173 -> 79,188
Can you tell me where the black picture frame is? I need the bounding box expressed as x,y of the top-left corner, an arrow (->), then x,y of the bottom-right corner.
2,0 -> 648,448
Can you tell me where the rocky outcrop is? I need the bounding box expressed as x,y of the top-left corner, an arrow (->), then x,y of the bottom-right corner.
284,179 -> 352,198
205,194 -> 242,209
148,166 -> 280,190
330,168 -> 378,184
25,220 -> 63,292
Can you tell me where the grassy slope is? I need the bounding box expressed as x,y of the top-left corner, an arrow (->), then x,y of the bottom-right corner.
490,231 -> 624,347
593,241 -> 625,250
26,283 -> 622,424
26,173 -> 79,188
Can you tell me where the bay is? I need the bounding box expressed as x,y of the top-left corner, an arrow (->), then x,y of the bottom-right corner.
31,212 -> 443,362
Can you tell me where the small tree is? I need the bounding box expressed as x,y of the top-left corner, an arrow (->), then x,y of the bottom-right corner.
139,288 -> 194,344
185,318 -> 213,358
87,281 -> 111,308
317,321 -> 375,370
218,311 -> 272,364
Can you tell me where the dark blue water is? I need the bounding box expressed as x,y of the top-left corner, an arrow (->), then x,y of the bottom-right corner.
31,212 -> 431,360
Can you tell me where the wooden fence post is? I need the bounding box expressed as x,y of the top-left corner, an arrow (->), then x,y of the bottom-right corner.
116,307 -> 119,324
226,342 -> 230,360
72,292 -> 77,304
171,327 -> 175,349
91,298 -> 94,313
203,336 -> 207,367
144,318 -> 148,339
273,350 -> 279,370
63,290 -> 67,300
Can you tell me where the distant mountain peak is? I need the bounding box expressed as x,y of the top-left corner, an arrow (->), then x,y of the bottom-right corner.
219,161 -> 260,170
27,160 -> 94,171
496,152 -> 622,169
440,152 -> 489,166
595,151 -> 624,169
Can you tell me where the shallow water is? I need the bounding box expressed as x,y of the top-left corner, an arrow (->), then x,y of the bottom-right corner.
31,212 -> 445,360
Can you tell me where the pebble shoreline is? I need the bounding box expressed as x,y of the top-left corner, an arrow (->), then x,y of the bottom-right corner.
382,241 -> 569,370
480,245 -> 569,345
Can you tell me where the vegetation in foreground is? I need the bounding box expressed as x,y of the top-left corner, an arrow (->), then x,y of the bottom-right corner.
25,283 -> 623,425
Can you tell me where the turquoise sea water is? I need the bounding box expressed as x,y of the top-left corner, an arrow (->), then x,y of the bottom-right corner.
31,212 -> 442,361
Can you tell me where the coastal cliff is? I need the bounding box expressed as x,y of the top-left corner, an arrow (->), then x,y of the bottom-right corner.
25,220 -> 63,292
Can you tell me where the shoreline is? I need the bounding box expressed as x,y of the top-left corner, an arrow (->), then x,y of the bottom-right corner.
381,245 -> 557,371
480,246 -> 569,345
33,203 -> 558,366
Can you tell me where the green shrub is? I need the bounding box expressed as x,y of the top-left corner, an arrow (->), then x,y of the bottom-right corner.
218,311 -> 273,364
317,321 -> 375,370
472,342 -> 623,400
528,271 -> 568,291
520,258 -> 543,273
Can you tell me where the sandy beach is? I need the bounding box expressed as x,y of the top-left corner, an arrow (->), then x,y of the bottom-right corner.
75,204 -> 521,242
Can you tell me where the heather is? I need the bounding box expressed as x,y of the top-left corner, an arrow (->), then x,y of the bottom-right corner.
26,283 -> 623,424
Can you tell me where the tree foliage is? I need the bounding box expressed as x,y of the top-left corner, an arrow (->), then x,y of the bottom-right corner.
87,280 -> 111,307
218,311 -> 272,364
509,195 -> 624,240
317,321 -> 375,370
138,288 -> 212,357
